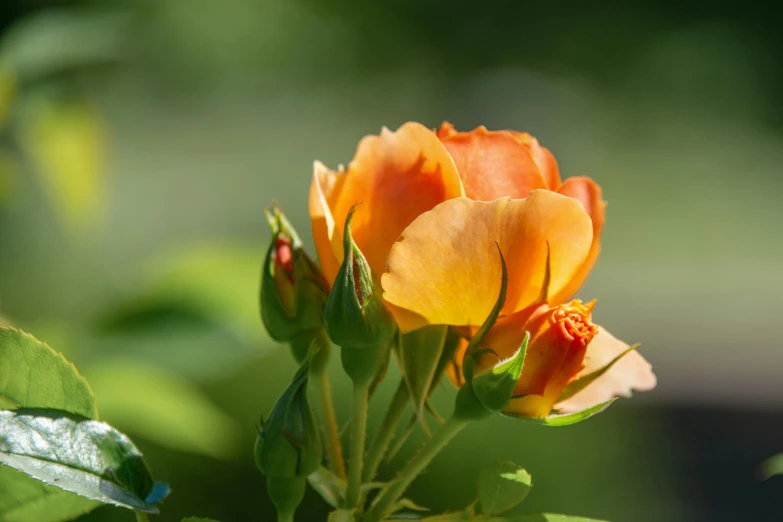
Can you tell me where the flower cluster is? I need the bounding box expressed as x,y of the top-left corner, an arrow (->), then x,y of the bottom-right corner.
257,121 -> 657,522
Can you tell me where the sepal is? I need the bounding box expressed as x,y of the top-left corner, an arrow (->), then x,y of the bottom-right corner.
254,362 -> 322,479
260,203 -> 328,347
324,205 -> 396,351
471,333 -> 529,413
504,398 -> 616,426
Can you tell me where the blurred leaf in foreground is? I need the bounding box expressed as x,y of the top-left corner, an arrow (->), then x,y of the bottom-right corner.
17,97 -> 105,231
84,358 -> 242,460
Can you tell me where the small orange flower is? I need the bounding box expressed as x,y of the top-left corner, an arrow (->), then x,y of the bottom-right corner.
309,121 -> 655,418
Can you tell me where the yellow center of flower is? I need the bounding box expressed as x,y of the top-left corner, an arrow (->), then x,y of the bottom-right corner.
552,300 -> 598,352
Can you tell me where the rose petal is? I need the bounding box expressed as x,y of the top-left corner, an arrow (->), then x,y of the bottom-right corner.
381,191 -> 593,332
309,122 -> 464,283
309,160 -> 345,285
550,176 -> 606,304
556,326 -> 656,413
438,123 -> 548,201
509,131 -> 562,190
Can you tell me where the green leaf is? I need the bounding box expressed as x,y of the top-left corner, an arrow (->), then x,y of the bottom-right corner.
182,518 -> 221,522
83,358 -> 242,460
557,345 -> 639,403
327,509 -> 356,522
507,399 -> 617,427
94,244 -> 270,380
0,327 -> 102,520
0,327 -> 96,417
0,10 -> 128,80
0,409 -> 163,513
18,97 -> 106,231
307,466 -> 346,509
478,461 -> 533,516
759,453 -> 783,480
0,466 -> 98,522
396,325 -> 449,423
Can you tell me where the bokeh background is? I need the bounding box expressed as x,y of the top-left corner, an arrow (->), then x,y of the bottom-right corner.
1,1 -> 782,521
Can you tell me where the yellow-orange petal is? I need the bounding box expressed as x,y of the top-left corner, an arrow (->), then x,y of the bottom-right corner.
437,123 -> 548,201
309,161 -> 345,285
381,190 -> 593,332
550,176 -> 606,304
311,122 -> 464,283
509,131 -> 562,190
556,327 -> 656,413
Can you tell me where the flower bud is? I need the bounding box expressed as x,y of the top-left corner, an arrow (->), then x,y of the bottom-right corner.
260,204 -> 328,351
255,363 -> 322,479
324,206 -> 396,384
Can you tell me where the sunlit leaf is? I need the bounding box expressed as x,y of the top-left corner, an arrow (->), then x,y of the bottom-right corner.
759,453 -> 783,480
0,327 -> 96,417
478,461 -> 532,516
84,358 -> 242,460
0,409 -> 164,513
0,466 -> 97,522
18,98 -> 105,231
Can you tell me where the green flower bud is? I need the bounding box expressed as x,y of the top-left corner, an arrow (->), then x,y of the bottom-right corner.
260,204 -> 328,348
255,363 -> 322,479
324,206 -> 395,351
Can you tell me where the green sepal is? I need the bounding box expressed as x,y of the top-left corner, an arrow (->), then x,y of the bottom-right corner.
505,398 -> 617,426
471,333 -> 529,413
477,461 -> 533,516
307,466 -> 346,508
327,509 -> 357,522
421,513 -> 607,521
463,244 -> 508,384
266,476 -> 306,519
255,362 -> 322,478
324,205 -> 396,351
557,344 -> 639,403
260,203 -> 328,344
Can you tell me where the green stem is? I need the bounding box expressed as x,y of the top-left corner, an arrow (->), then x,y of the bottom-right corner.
277,511 -> 294,522
363,416 -> 468,522
345,382 -> 370,509
313,371 -> 346,479
363,379 -> 409,481
134,513 -> 150,522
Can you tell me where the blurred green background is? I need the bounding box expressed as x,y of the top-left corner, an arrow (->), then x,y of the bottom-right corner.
1,1 -> 782,521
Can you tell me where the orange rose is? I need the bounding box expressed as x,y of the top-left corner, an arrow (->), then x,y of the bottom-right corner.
310,122 -> 654,418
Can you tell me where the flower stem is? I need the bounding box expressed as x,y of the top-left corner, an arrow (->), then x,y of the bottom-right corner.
312,370 -> 346,479
134,513 -> 150,522
363,380 -> 409,482
363,416 -> 468,522
277,511 -> 294,522
345,382 -> 370,509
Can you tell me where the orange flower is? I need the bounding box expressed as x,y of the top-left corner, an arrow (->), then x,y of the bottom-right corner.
309,121 -> 655,417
